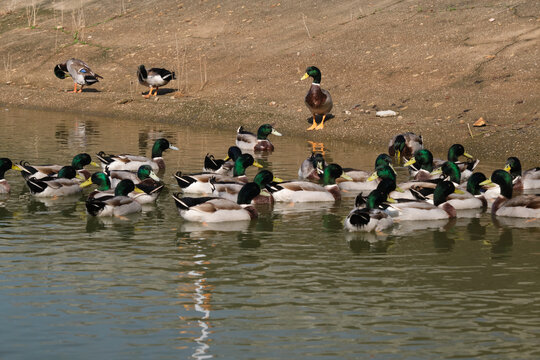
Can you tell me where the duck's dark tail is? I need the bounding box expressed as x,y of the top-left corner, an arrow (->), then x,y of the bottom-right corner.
347,208 -> 370,228
18,161 -> 37,180
96,151 -> 114,165
26,178 -> 46,194
203,154 -> 224,172
172,193 -> 215,210
84,75 -> 100,85
174,171 -> 198,189
86,199 -> 106,216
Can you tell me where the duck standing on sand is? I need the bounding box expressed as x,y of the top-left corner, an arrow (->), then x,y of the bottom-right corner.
54,58 -> 102,93
301,66 -> 333,131
137,65 -> 176,98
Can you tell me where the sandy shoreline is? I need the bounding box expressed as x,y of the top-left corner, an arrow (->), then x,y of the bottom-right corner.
0,0 -> 538,164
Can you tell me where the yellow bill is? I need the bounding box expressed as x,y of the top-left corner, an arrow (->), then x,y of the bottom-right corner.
300,73 -> 309,81
79,178 -> 93,188
367,172 -> 379,182
403,157 -> 416,167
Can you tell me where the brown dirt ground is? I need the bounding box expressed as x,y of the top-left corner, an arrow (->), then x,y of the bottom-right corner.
0,0 -> 538,163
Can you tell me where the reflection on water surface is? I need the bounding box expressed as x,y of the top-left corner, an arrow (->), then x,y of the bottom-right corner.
1,108 -> 539,359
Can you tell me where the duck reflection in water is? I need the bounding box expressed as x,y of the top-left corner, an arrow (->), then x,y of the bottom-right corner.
85,213 -> 141,234
432,218 -> 457,252
346,232 -> 394,254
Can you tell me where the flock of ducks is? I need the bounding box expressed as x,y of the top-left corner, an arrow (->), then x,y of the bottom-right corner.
2,60 -> 538,232
1,124 -> 539,232
53,59 -> 332,131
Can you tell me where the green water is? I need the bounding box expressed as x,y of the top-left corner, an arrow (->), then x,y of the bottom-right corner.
1,108 -> 539,359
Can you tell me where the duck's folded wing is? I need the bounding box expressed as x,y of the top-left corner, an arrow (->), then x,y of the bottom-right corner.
504,195 -> 540,209
279,181 -> 325,192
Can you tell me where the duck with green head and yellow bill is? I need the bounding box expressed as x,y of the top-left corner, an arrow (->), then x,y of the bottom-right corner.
271,164 -> 351,202
387,180 -> 463,220
403,149 -> 441,181
80,171 -> 159,204
344,188 -> 394,232
301,66 -> 333,131
440,171 -> 488,210
96,138 -> 178,172
337,154 -> 394,192
26,166 -> 85,197
431,144 -> 479,182
503,156 -> 540,190
175,153 -> 263,194
367,163 -> 433,200
54,58 -> 103,93
85,179 -> 142,217
19,153 -> 99,181
480,170 -> 540,218
203,146 -> 242,175
107,165 -> 160,187
210,170 -> 282,204
236,124 -> 282,152
0,158 -> 23,194
388,133 -> 423,163
172,182 -> 261,223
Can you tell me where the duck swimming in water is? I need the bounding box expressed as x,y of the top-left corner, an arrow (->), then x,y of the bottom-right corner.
97,138 -> 179,172
236,124 -> 282,152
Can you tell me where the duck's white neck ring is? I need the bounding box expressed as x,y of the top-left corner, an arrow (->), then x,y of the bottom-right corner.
311,83 -> 320,86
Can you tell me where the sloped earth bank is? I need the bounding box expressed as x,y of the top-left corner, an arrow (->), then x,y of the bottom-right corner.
0,0 -> 538,163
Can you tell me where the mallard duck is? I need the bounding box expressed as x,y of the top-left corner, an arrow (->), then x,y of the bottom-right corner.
301,66 -> 333,130
54,58 -> 103,93
107,164 -> 160,188
442,172 -> 488,210
504,157 -> 540,190
404,149 -> 440,181
344,189 -> 394,232
480,170 -> 540,218
97,138 -> 178,172
175,153 -> 262,194
80,171 -> 159,204
172,182 -> 261,222
19,153 -> 98,180
388,133 -> 423,161
26,166 -> 83,197
203,146 -> 242,175
0,158 -> 22,194
432,144 -> 479,182
388,181 -> 462,220
137,65 -> 176,98
298,153 -> 327,180
80,172 -> 112,199
85,179 -> 142,217
271,163 -> 352,202
236,124 -> 282,151
367,164 -> 432,200
211,170 -> 282,204
337,154 -> 394,192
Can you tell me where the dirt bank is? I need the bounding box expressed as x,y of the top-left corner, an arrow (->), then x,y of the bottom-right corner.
1,0 -> 538,163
